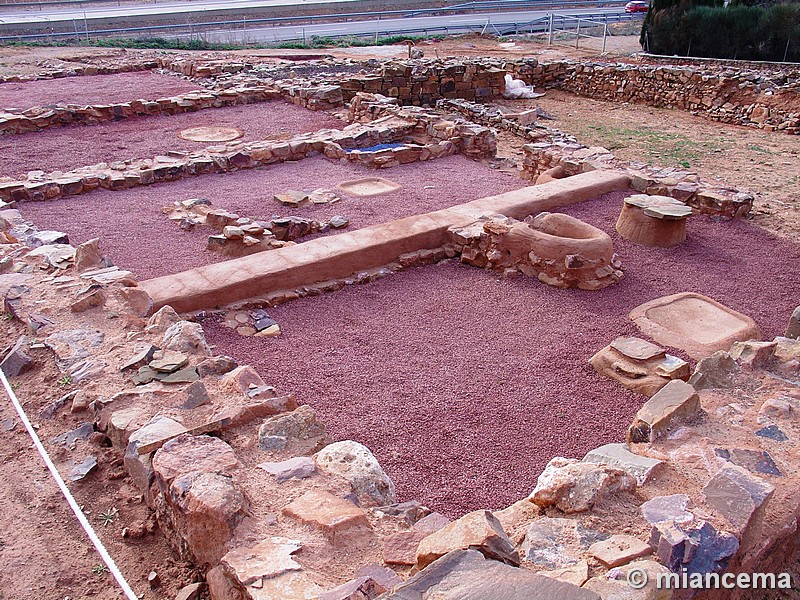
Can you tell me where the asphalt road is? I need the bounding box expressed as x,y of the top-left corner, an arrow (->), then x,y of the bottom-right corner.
187,7 -> 631,43
0,0 -> 358,25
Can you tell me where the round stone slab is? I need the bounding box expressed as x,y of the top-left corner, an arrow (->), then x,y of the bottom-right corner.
179,126 -> 244,143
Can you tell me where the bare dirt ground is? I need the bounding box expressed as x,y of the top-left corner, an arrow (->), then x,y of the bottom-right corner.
0,318 -> 203,600
494,91 -> 800,239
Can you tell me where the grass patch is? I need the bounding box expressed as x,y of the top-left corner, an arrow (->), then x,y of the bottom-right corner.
581,124 -> 704,169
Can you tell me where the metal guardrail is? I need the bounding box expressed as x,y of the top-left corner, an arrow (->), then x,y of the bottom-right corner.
0,5 -> 635,41
0,5 -> 637,42
0,0 -> 624,11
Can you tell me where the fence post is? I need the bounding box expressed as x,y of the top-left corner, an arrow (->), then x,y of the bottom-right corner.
83,10 -> 89,42
548,13 -> 553,44
575,20 -> 580,49
784,37 -> 790,62
602,23 -> 607,53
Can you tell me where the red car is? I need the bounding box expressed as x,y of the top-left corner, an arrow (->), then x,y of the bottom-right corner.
625,1 -> 649,12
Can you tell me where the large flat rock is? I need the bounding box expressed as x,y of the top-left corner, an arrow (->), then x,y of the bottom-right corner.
377,549 -> 600,600
630,292 -> 761,359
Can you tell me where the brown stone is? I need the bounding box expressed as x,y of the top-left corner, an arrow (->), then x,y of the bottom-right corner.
318,576 -> 387,600
282,490 -> 371,541
588,534 -> 652,568
70,287 -> 107,313
166,471 -> 248,566
383,530 -> 427,565
74,237 -> 104,271
589,336 -> 689,397
415,509 -> 519,570
628,380 -> 700,443
118,286 -> 154,317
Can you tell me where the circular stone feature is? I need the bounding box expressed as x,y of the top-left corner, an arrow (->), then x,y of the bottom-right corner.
178,126 -> 244,143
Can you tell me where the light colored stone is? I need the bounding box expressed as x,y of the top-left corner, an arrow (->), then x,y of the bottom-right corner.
314,440 -> 396,507
589,534 -> 652,568
416,509 -> 519,570
583,560 -> 673,599
258,457 -> 316,483
583,443 -> 663,485
529,457 -> 636,513
520,518 -> 591,569
152,434 -> 239,486
221,537 -> 303,587
538,560 -> 589,587
162,321 -> 212,356
729,340 -> 777,369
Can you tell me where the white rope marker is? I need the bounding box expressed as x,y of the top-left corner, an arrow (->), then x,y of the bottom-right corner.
0,369 -> 139,600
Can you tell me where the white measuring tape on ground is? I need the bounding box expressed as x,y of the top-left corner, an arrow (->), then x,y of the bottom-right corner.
0,369 -> 139,600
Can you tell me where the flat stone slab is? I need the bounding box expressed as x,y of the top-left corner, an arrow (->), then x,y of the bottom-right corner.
625,194 -> 693,220
338,177 -> 402,197
179,126 -> 243,142
282,490 -> 370,539
630,292 -> 762,359
141,171 -> 630,313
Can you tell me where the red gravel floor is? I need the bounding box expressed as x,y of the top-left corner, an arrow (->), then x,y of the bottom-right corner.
201,190 -> 800,517
0,101 -> 345,178
21,155 -> 523,280
0,71 -> 200,110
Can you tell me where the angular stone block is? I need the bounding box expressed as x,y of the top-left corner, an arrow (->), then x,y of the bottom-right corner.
702,464 -> 774,537
583,443 -> 663,485
588,534 -> 652,568
415,509 -> 519,569
382,549 -> 600,600
628,380 -> 700,443
282,490 -> 371,542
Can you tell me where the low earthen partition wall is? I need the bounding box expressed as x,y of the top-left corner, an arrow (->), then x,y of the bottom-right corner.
139,170 -> 630,313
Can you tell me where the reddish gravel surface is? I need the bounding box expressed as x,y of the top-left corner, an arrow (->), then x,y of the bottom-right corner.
0,71 -> 200,109
202,190 -> 800,517
21,155 -> 522,280
0,101 -> 344,178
